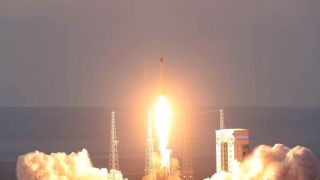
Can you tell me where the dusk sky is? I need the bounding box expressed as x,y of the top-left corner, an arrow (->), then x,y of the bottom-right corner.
0,0 -> 319,107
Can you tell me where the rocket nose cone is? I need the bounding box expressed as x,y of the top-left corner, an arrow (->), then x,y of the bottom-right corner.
160,57 -> 164,63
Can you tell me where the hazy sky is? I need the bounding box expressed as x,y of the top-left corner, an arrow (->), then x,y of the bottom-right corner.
0,0 -> 319,107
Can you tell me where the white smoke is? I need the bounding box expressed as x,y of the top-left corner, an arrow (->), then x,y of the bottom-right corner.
205,144 -> 320,180
142,152 -> 181,180
16,149 -> 126,180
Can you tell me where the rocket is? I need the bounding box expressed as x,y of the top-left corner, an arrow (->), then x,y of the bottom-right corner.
160,57 -> 165,95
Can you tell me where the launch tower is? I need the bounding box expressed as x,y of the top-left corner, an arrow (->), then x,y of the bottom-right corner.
215,109 -> 249,173
181,116 -> 194,180
109,111 -> 120,171
145,111 -> 156,180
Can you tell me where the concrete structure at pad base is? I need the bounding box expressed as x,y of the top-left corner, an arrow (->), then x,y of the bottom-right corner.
216,129 -> 249,173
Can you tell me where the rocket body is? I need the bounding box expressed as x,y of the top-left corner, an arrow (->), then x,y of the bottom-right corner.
156,57 -> 171,177
160,57 -> 165,95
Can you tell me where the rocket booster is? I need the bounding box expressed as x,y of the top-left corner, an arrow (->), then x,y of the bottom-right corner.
160,57 -> 165,95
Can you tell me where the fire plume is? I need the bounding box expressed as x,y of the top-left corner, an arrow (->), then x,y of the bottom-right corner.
154,95 -> 171,169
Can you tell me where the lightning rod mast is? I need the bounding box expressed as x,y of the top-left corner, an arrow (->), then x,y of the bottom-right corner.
219,109 -> 224,129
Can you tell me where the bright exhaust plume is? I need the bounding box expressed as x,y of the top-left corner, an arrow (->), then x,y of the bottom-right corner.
154,95 -> 171,168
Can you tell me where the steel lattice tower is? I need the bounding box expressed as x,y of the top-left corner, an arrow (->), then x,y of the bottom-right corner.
109,111 -> 119,171
182,116 -> 194,180
145,111 -> 156,180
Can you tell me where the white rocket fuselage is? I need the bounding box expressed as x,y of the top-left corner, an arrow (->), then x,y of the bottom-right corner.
160,57 -> 165,95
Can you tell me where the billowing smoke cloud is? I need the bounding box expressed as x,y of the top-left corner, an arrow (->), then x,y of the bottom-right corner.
16,149 -> 126,180
142,152 -> 181,180
205,144 -> 320,180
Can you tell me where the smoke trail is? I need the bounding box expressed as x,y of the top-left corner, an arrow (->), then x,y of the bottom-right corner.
205,144 -> 320,180
16,149 -> 126,180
